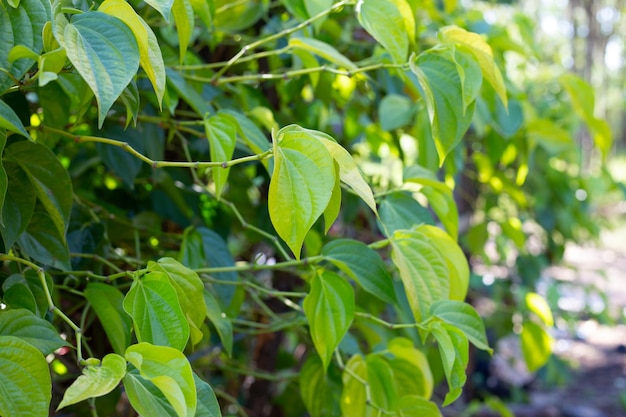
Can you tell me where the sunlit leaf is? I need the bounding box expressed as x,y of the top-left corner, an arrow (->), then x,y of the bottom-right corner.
429,321 -> 468,406
520,321 -> 553,372
204,113 -> 237,199
340,354 -> 368,417
430,300 -> 491,353
57,354 -> 126,409
269,125 -> 335,259
300,355 -> 342,417
356,0 -> 408,64
289,37 -> 356,70
172,0 -> 194,62
125,343 -> 196,417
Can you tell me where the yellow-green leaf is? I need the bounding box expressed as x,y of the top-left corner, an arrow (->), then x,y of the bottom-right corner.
520,321 -> 553,372
269,125 -> 335,259
57,354 -> 126,410
99,0 -> 166,106
439,25 -> 508,107
525,292 -> 553,327
204,113 -> 237,200
172,0 -> 194,63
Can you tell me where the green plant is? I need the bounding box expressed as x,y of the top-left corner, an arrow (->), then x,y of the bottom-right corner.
0,0 -> 613,416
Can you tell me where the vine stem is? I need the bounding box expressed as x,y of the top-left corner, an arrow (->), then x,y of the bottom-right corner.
354,312 -> 418,330
37,126 -> 273,169
210,0 -> 351,83
0,254 -> 84,362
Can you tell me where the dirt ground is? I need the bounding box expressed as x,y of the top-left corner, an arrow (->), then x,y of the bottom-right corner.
497,220 -> 626,417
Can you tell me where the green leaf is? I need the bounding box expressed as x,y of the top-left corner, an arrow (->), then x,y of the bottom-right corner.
429,321 -> 468,406
4,117 -> 72,241
0,0 -> 50,93
366,354 -> 397,411
0,309 -> 67,355
62,11 -> 140,127
356,0 -> 408,64
316,131 -> 377,214
340,354 -> 368,417
390,229 -> 449,323
124,369 -> 177,417
421,187 -> 459,240
57,353 -> 126,410
387,337 -> 433,399
303,271 -> 354,370
430,300 -> 491,353
38,47 -> 67,87
323,170 -> 342,233
8,44 -> 38,63
0,335 -> 51,417
304,0 -> 332,30
0,100 -> 30,139
451,49 -> 482,113
2,270 -> 51,317
123,272 -> 190,351
378,192 -> 435,236
526,118 -> 573,155
525,292 -> 554,327
409,49 -> 475,164
166,69 -> 214,116
289,37 -> 356,70
194,373 -> 222,417
189,0 -> 213,29
397,395 -> 442,417
143,0 -> 174,21
269,125 -> 336,259
439,25 -> 508,107
0,130 -> 7,225
213,0 -> 268,33
299,355 -> 342,417
322,239 -> 396,305
148,258 -> 207,347
205,113 -> 237,199
84,283 -> 132,356
17,202 -> 70,269
379,94 -> 416,131
520,321 -> 553,372
203,290 -> 233,357
172,0 -> 194,62
125,343 -> 196,417
416,225 -> 468,301
98,0 -> 166,105
559,73 -> 594,123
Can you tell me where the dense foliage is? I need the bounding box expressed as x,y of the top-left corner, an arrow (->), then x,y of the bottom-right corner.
0,0 -> 617,416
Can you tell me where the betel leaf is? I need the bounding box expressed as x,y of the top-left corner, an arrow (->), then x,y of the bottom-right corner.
149,258 -> 207,347
57,353 -> 126,410
388,337 -> 433,399
430,300 -> 491,353
125,343 -> 196,417
203,289 -> 233,358
322,239 -> 396,305
204,113 -> 237,199
289,37 -> 357,70
0,100 -> 30,139
4,116 -> 72,240
451,49 -> 482,114
3,270 -> 52,318
17,202 -> 70,269
304,0 -> 332,31
439,25 -> 508,107
2,275 -> 38,314
356,0 -> 408,64
421,186 -> 459,240
189,0 -> 213,29
269,125 -> 335,259
379,94 -> 416,131
143,0 -> 174,21
303,271 -> 354,370
340,354 -> 368,417
124,369 -> 176,417
525,292 -> 554,327
390,229 -> 449,323
194,373 -> 222,417
98,0 -> 165,105
218,109 -> 272,172
323,167 -> 342,233
366,354 -> 397,411
428,321 -> 468,406
526,118 -> 574,155
123,271 -> 190,351
299,355 -> 342,417
409,48 -> 475,165
0,0 -> 50,93
84,283 -> 132,356
0,335 -> 51,417
416,225 -> 468,300
0,130 -> 7,225
378,192 -> 435,236
0,309 -> 67,355
172,0 -> 194,62
397,395 -> 442,417
62,11 -> 140,127
520,321 -> 553,372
